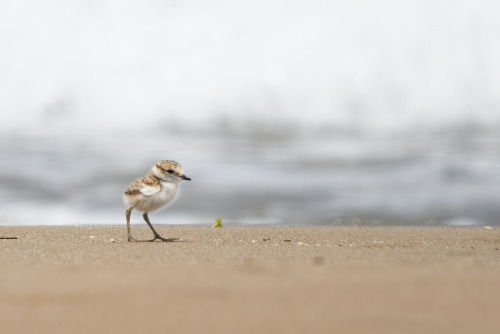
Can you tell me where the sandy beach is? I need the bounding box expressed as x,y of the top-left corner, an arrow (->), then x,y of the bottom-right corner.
1,226 -> 499,334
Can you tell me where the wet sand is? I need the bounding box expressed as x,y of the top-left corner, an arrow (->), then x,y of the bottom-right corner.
1,226 -> 500,333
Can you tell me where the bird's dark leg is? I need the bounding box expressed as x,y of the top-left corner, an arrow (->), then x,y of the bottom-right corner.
143,212 -> 178,242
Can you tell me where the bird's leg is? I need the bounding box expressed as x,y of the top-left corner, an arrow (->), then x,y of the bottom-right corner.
125,208 -> 178,242
126,207 -> 156,242
126,206 -> 142,242
143,212 -> 178,242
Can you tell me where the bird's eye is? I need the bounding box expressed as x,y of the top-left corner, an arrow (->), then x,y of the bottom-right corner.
167,170 -> 175,174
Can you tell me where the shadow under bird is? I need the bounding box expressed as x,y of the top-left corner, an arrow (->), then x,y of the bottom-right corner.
124,160 -> 191,242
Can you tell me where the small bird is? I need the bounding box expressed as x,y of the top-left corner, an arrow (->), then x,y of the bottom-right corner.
124,160 -> 191,242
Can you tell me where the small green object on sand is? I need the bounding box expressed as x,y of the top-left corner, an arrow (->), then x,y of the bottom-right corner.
213,218 -> 224,228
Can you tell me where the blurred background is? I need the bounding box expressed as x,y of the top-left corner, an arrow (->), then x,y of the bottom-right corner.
1,0 -> 500,226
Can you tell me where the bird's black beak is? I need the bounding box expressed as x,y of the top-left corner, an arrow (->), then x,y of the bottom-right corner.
181,174 -> 191,181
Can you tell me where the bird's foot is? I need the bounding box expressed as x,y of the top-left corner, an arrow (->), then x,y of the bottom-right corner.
154,235 -> 179,242
128,235 -> 179,242
128,236 -> 148,242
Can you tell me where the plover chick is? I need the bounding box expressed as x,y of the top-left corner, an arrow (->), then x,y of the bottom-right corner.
124,160 -> 191,242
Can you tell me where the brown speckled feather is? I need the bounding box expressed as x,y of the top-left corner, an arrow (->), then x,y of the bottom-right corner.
124,175 -> 161,196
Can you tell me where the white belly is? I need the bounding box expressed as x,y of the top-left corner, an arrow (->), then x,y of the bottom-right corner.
127,182 -> 179,213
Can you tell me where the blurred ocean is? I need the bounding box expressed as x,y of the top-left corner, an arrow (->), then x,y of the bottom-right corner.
1,0 -> 500,226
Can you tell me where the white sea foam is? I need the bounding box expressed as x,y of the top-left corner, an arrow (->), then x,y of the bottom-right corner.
443,217 -> 482,227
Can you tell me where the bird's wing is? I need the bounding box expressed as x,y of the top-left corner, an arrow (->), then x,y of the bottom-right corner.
140,184 -> 161,196
125,176 -> 161,197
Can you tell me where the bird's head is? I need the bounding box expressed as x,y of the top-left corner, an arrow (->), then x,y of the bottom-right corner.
151,160 -> 191,183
